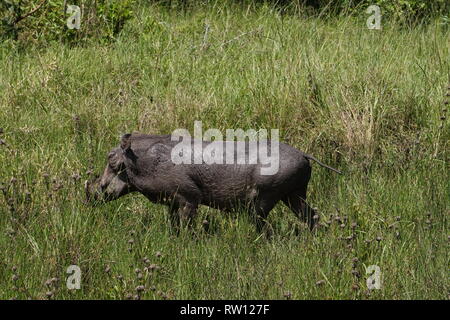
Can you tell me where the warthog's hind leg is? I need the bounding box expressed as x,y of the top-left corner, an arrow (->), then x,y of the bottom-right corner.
282,190 -> 317,231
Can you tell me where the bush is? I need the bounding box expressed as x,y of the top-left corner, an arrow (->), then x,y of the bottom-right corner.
182,1 -> 448,23
0,0 -> 135,44
297,0 -> 449,22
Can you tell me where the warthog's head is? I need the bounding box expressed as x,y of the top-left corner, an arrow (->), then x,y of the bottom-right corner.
85,136 -> 135,204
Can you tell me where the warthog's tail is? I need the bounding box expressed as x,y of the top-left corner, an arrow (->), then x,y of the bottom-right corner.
304,154 -> 342,174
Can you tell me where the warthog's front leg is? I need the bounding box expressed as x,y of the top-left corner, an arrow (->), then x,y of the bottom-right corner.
168,200 -> 198,234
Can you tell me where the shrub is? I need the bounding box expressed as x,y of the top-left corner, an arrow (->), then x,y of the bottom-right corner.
298,0 -> 449,22
0,0 -> 135,44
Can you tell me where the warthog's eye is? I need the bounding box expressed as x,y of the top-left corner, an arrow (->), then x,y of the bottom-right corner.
100,182 -> 107,191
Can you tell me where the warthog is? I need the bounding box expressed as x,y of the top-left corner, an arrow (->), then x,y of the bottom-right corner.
85,133 -> 341,233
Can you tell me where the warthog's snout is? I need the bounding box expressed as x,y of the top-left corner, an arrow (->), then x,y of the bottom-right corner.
84,176 -> 103,204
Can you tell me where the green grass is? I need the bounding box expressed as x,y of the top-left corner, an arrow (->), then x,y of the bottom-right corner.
0,2 -> 448,299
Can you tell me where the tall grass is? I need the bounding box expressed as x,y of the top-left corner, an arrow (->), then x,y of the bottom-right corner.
0,2 -> 448,299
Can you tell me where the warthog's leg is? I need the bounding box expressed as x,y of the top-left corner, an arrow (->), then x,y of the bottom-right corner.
168,206 -> 181,234
178,202 -> 198,229
282,189 -> 317,231
168,198 -> 198,234
251,195 -> 278,237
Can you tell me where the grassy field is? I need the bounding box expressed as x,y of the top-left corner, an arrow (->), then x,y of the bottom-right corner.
0,2 -> 449,299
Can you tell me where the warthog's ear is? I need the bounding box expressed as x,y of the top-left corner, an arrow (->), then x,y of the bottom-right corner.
120,133 -> 138,162
120,133 -> 132,151
108,149 -> 125,171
